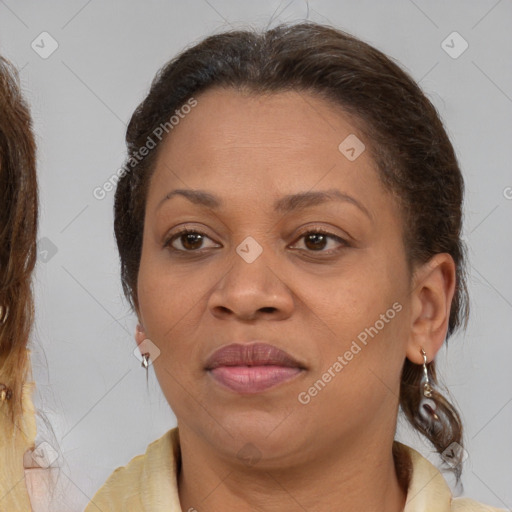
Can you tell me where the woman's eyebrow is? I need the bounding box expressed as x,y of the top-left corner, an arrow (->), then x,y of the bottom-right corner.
274,189 -> 372,220
157,188 -> 372,220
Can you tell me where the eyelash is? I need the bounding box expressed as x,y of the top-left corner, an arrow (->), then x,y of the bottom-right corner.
164,227 -> 349,256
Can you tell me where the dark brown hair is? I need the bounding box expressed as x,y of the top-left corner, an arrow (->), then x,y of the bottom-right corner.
0,55 -> 38,426
114,22 -> 468,477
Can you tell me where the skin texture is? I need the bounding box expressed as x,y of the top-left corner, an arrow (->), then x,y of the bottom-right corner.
135,87 -> 456,512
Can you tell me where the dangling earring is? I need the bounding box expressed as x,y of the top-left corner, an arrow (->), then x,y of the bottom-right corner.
421,348 -> 433,398
141,353 -> 150,384
419,348 -> 439,422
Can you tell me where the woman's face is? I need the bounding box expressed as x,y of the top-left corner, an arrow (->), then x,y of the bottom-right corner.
136,87 -> 416,464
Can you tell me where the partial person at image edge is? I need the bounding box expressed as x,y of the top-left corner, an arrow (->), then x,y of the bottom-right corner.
0,55 -> 56,512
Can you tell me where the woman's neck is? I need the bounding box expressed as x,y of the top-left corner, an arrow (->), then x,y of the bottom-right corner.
176,427 -> 409,512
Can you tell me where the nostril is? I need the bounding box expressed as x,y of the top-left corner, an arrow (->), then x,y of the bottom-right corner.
260,307 -> 277,313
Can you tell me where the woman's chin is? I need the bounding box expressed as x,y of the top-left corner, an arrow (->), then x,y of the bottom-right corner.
193,413 -> 313,467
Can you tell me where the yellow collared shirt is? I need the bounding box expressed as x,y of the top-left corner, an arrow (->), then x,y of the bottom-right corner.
85,427 -> 507,512
0,351 -> 37,512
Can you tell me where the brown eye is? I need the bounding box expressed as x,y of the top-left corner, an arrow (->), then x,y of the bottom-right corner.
304,233 -> 328,251
165,229 -> 219,252
291,229 -> 347,254
178,232 -> 204,250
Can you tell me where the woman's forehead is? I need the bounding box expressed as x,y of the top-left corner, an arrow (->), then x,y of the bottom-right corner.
159,87 -> 359,154
149,88 -> 381,198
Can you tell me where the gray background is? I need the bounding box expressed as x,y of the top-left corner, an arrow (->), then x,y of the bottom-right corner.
1,1 -> 511,510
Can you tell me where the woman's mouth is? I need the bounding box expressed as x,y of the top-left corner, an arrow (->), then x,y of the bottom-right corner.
205,342 -> 306,394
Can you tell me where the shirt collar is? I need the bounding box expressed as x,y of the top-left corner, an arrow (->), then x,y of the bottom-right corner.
397,441 -> 453,512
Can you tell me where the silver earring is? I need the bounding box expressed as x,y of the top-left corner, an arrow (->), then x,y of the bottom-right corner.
419,348 -> 439,422
421,348 -> 433,398
141,353 -> 150,384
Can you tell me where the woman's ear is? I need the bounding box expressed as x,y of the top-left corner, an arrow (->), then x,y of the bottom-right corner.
135,322 -> 147,345
134,321 -> 161,364
405,253 -> 456,364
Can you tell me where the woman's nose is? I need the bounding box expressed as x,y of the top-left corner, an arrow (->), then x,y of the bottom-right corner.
207,241 -> 295,322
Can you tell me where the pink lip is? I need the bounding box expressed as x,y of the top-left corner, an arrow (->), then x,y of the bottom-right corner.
205,342 -> 305,394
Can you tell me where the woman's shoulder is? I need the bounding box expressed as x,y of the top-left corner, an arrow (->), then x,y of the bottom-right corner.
85,427 -> 181,512
451,497 -> 508,511
397,441 -> 508,512
85,453 -> 147,511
